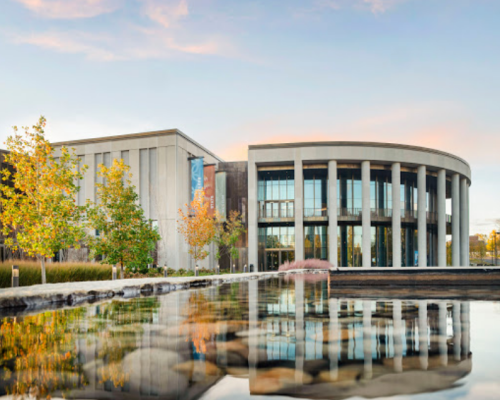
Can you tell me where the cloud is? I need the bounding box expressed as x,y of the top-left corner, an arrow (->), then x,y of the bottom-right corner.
141,0 -> 189,28
12,0 -> 122,19
8,0 -> 237,61
11,27 -> 231,60
10,30 -> 123,60
314,0 -> 408,14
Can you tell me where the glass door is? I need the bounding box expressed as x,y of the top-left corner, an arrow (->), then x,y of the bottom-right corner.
266,251 -> 280,271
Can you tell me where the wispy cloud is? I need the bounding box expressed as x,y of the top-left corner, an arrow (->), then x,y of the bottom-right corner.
12,0 -> 122,19
10,27 -> 232,60
141,0 -> 189,28
7,0 -> 237,61
10,30 -> 123,60
314,0 -> 408,14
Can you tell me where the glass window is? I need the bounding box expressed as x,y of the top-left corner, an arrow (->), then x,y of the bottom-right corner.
304,225 -> 328,260
280,179 -> 287,200
370,180 -> 376,210
287,178 -> 294,200
266,179 -> 272,200
303,169 -> 327,216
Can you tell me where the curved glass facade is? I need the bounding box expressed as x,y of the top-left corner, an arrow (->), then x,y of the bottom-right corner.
257,166 -> 447,269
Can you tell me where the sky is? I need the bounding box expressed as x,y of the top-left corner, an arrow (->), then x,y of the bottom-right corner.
0,0 -> 499,234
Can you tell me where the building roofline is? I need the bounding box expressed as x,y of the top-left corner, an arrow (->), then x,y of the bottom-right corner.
248,141 -> 470,169
52,129 -> 224,162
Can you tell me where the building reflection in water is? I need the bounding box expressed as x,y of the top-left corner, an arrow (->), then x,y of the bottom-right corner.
0,278 -> 473,400
248,278 -> 472,398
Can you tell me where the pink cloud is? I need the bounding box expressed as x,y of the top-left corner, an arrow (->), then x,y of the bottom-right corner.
9,0 -> 236,60
10,26 -> 233,60
141,0 -> 189,28
13,0 -> 122,19
11,31 -> 122,60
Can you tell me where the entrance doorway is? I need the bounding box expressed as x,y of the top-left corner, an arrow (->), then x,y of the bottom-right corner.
265,250 -> 295,271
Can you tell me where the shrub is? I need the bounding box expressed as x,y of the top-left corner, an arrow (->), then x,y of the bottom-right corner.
278,259 -> 333,272
0,261 -> 112,288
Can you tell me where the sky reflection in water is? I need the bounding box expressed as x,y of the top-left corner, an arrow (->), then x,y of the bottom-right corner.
1,276 -> 499,400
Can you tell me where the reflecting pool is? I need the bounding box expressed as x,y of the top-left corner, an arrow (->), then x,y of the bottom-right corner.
1,276 -> 499,400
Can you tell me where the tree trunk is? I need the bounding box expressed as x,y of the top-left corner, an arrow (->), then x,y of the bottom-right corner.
120,263 -> 124,280
41,257 -> 46,284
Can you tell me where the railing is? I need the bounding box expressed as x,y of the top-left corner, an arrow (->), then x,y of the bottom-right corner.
401,209 -> 418,219
259,203 -> 453,222
304,208 -> 328,218
258,201 -> 294,219
371,208 -> 392,218
338,208 -> 363,218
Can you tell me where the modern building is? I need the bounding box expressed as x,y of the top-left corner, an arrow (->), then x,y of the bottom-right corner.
53,130 -> 222,270
248,142 -> 471,270
52,131 -> 471,270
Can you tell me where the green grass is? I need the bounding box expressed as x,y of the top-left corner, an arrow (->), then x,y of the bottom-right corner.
0,261 -> 112,288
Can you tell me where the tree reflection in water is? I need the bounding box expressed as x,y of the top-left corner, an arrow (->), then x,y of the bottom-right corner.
0,278 -> 476,400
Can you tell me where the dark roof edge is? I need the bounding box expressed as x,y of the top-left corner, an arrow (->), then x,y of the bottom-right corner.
249,141 -> 470,169
52,129 -> 224,163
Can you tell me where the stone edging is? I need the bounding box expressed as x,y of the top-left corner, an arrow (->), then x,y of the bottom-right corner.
0,269 -> 327,311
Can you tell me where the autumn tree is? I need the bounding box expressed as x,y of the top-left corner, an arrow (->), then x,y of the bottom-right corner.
177,189 -> 216,269
0,117 -> 86,284
0,310 -> 86,397
214,210 -> 246,269
86,159 -> 160,274
486,230 -> 500,261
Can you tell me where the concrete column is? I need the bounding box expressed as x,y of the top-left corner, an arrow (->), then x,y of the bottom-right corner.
393,300 -> 403,372
362,161 -> 371,268
437,169 -> 447,267
418,300 -> 428,370
329,161 -> 338,266
438,302 -> 448,366
295,156 -> 304,261
465,185 -> 470,267
452,302 -> 461,360
295,278 -> 305,383
460,178 -> 469,267
248,280 -> 258,387
248,154 -> 258,270
392,163 -> 401,267
329,298 -> 339,380
417,166 -> 427,267
452,174 -> 461,266
363,301 -> 372,378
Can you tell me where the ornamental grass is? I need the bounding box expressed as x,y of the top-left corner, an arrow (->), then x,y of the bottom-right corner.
0,261 -> 112,288
278,259 -> 333,272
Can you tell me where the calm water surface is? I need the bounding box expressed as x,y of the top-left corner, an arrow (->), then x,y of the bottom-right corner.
1,276 -> 499,400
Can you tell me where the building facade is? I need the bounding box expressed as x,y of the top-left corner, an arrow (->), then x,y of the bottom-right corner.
248,142 -> 471,270
53,130 -> 222,270
52,131 -> 471,270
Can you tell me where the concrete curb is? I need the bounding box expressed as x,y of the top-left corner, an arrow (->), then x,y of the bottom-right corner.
0,269 -> 326,311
